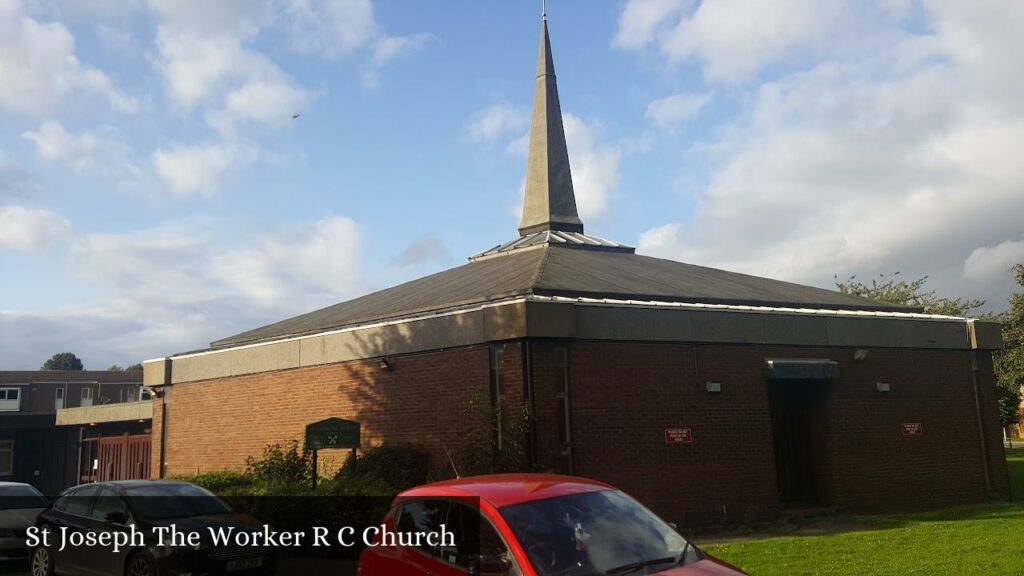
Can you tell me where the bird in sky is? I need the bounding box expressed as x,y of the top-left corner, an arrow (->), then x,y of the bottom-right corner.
292,113 -> 301,119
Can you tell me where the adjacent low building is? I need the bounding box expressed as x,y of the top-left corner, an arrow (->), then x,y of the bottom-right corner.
144,18 -> 1009,527
0,371 -> 151,494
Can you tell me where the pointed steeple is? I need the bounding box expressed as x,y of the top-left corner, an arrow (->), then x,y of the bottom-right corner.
518,15 -> 584,236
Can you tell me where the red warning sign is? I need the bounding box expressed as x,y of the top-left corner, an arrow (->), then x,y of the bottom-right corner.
665,428 -> 693,444
902,422 -> 923,437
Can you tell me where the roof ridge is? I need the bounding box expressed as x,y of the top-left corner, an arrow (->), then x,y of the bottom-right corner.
528,244 -> 553,292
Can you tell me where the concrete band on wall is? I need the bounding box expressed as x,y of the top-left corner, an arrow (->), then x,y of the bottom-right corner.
144,297 -> 1003,387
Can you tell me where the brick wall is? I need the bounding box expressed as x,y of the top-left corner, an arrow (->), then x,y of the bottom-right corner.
153,346 -> 492,478
153,338 -> 1009,530
554,341 -> 1009,528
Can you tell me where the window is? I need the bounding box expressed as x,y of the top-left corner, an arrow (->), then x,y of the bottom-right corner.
442,501 -> 520,575
0,439 -> 13,476
81,386 -> 93,407
395,499 -> 448,556
90,487 -> 129,523
0,387 -> 21,412
489,345 -> 506,449
55,386 -> 65,410
61,485 -> 100,517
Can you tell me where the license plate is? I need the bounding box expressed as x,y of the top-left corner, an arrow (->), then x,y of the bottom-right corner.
226,556 -> 264,571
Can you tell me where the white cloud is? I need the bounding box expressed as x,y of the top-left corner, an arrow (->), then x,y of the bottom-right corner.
467,104 -> 530,143
210,216 -> 362,307
0,0 -> 138,115
636,0 -> 1024,307
563,114 -> 621,222
0,206 -> 70,252
389,236 -> 452,270
0,215 -> 365,368
361,32 -> 433,88
152,143 -> 256,197
612,0 -> 689,50
283,0 -> 378,57
646,92 -> 711,130
22,121 -> 122,169
964,238 -> 1024,282
281,0 -> 432,87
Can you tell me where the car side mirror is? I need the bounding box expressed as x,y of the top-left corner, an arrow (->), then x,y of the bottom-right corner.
104,511 -> 128,525
668,522 -> 679,532
469,555 -> 510,576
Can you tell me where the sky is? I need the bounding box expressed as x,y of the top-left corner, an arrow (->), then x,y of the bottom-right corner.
1,0 -> 1023,370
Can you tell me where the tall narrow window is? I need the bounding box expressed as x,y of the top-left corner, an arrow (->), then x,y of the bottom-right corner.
489,345 -> 506,449
54,387 -> 65,410
0,388 -> 21,412
555,346 -> 570,452
0,439 -> 13,476
81,386 -> 93,407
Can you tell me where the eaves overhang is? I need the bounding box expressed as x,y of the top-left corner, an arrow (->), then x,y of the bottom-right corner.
145,296 -> 999,387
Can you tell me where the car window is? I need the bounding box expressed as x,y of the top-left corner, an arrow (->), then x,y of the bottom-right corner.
0,484 -> 48,510
62,485 -> 101,517
442,502 -> 520,575
395,499 -> 448,557
90,487 -> 129,522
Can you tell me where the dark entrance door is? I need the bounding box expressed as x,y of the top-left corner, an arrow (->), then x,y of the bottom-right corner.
768,380 -> 825,507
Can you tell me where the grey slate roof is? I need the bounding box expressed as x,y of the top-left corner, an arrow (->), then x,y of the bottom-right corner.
211,244 -> 917,349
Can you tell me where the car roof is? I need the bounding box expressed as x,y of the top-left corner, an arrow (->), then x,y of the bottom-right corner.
397,474 -> 613,509
67,480 -> 195,492
0,481 -> 36,488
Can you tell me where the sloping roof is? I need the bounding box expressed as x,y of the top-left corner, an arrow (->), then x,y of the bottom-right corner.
471,230 -> 633,260
211,244 -> 916,349
0,371 -> 143,384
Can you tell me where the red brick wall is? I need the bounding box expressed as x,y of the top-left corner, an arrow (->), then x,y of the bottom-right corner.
153,338 -> 1009,530
555,342 -> 1009,528
153,346 -> 492,478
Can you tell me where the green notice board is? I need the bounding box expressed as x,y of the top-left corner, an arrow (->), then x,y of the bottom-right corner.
305,418 -> 361,451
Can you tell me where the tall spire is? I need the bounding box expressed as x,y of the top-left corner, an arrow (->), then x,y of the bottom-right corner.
518,13 -> 584,236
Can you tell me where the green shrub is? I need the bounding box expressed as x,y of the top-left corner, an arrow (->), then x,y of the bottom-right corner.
335,444 -> 431,492
245,440 -> 312,489
178,470 -> 252,492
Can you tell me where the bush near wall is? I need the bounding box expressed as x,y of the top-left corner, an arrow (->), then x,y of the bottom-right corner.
176,442 -> 430,556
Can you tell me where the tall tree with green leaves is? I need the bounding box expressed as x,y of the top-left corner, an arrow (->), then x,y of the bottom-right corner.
994,264 -> 1024,433
41,352 -> 84,371
835,272 -> 986,316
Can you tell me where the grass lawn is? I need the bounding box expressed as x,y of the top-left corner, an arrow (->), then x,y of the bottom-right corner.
703,449 -> 1024,575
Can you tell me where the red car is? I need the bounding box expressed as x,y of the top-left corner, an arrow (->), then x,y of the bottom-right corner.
357,474 -> 748,576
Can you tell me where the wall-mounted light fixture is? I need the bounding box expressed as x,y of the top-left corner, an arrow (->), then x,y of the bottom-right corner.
876,382 -> 892,393
379,357 -> 393,372
705,381 -> 723,393
854,349 -> 870,361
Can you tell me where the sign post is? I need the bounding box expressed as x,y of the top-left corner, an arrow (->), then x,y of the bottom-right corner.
305,418 -> 361,490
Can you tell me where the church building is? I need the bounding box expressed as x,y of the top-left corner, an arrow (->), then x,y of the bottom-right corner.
144,16 -> 1009,527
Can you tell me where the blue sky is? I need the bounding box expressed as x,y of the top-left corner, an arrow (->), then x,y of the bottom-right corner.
2,0 -> 1023,369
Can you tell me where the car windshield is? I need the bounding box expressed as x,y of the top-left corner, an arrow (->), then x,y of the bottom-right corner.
500,490 -> 696,576
124,484 -> 232,520
0,485 -> 48,510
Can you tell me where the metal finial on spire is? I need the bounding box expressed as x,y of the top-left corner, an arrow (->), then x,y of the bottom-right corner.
542,0 -> 547,21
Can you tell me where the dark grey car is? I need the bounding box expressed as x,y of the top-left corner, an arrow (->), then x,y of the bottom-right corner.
0,482 -> 48,566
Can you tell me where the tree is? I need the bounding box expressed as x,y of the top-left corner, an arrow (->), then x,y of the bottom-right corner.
835,272 -> 986,316
994,264 -> 1024,434
107,363 -> 143,372
41,352 -> 84,371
